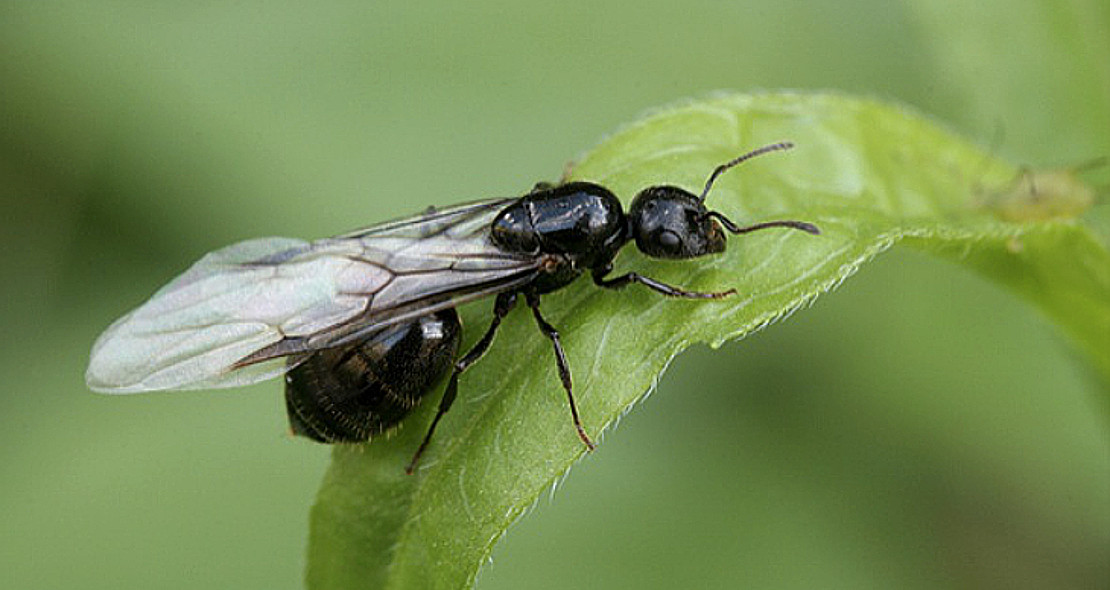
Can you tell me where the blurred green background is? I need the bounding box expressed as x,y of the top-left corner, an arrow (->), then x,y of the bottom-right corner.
3,1 -> 1107,589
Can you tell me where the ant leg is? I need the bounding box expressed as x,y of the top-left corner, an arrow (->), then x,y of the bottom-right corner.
559,159 -> 576,184
591,267 -> 735,299
530,161 -> 576,192
406,292 -> 517,474
524,292 -> 596,451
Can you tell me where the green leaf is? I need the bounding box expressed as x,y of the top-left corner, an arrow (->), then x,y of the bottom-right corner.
306,92 -> 1110,589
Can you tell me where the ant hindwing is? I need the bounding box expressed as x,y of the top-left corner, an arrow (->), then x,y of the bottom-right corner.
85,142 -> 820,473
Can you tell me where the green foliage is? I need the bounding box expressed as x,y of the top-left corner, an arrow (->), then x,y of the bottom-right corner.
307,92 -> 1110,589
3,1 -> 1106,588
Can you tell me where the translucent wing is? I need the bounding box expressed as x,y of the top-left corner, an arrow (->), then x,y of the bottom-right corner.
87,198 -> 541,393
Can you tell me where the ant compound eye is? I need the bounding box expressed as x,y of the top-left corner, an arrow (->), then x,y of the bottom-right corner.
658,230 -> 681,249
638,227 -> 685,258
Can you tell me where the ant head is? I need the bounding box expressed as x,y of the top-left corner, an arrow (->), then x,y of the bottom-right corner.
628,185 -> 725,259
627,142 -> 819,260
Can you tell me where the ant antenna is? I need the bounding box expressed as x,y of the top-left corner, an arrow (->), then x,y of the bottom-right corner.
706,211 -> 820,236
699,141 -> 795,202
697,142 -> 819,237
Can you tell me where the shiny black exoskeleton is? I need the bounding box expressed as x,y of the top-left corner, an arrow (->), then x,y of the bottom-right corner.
490,182 -> 628,293
285,142 -> 819,472
285,309 -> 460,443
488,144 -> 818,301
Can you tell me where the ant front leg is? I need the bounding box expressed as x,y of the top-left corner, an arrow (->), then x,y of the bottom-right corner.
591,265 -> 735,299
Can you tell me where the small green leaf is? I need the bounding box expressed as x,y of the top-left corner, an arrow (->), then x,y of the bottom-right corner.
306,92 -> 1109,589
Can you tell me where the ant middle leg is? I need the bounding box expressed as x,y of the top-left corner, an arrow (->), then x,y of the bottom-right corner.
524,292 -> 596,451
